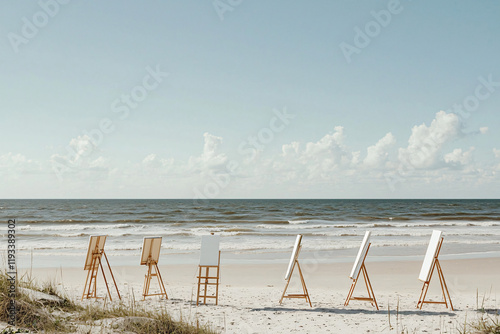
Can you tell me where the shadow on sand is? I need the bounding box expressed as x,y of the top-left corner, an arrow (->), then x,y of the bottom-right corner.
250,306 -> 456,316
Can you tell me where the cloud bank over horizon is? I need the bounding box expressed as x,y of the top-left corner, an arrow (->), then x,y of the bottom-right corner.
1,110 -> 498,199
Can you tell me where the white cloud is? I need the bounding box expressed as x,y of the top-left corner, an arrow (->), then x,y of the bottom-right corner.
351,151 -> 361,165
303,125 -> 345,157
493,148 -> 500,172
68,135 -> 95,163
142,154 -> 174,170
283,126 -> 348,163
444,147 -> 474,166
363,132 -> 396,168
480,127 -> 488,134
282,141 -> 300,157
275,126 -> 356,181
0,153 -> 41,179
114,132 -> 228,187
142,154 -> 162,169
188,132 -> 228,173
398,111 -> 461,169
50,135 -> 110,182
137,154 -> 181,183
51,135 -> 105,168
1,112 -> 498,198
0,153 -> 35,168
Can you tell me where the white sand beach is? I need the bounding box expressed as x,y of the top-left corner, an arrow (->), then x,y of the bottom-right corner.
15,258 -> 500,333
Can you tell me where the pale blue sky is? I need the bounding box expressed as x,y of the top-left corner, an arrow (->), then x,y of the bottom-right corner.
1,0 -> 499,198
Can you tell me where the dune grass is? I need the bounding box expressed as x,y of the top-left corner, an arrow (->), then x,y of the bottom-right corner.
0,270 -> 77,333
459,314 -> 500,334
76,298 -> 216,334
0,270 -> 217,334
460,289 -> 500,334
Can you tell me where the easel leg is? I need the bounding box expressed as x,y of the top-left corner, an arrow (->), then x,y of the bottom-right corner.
88,256 -> 100,299
279,278 -> 291,305
215,266 -> 219,306
296,262 -> 312,307
436,261 -> 454,311
99,258 -> 112,301
436,264 -> 448,309
417,282 -> 429,309
92,260 -> 98,298
362,268 -> 372,301
103,251 -> 121,300
280,259 -> 296,305
196,266 -> 202,306
215,251 -> 220,305
154,263 -> 168,299
417,260 -> 437,309
82,257 -> 94,300
147,264 -> 152,298
362,265 -> 379,310
204,267 -> 209,305
344,280 -> 356,306
143,263 -> 151,300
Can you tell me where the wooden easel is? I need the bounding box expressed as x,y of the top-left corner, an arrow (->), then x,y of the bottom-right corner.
141,237 -> 167,299
143,259 -> 168,299
417,237 -> 454,310
279,244 -> 312,307
344,243 -> 379,310
196,250 -> 220,305
82,236 -> 121,301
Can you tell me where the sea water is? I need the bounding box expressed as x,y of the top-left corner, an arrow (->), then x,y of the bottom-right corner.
1,199 -> 499,268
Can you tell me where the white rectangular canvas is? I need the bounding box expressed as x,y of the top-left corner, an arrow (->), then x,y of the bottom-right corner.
349,231 -> 371,279
419,230 -> 443,282
199,235 -> 221,266
284,235 -> 302,281
84,235 -> 107,270
140,237 -> 162,265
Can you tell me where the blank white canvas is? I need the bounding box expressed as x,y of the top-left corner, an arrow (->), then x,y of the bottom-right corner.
199,235 -> 221,266
419,230 -> 443,282
285,235 -> 302,280
349,231 -> 371,279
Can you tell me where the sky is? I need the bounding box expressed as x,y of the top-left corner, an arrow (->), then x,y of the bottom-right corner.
1,0 -> 499,199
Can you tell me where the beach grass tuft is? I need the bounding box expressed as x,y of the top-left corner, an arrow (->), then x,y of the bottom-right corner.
1,270 -> 217,334
458,312 -> 500,334
120,307 -> 216,334
1,270 -> 77,333
77,296 -> 217,333
469,315 -> 500,334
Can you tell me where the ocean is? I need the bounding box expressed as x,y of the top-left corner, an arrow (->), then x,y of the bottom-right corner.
1,199 -> 500,268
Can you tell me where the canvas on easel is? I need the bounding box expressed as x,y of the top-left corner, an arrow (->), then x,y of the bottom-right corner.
279,234 -> 312,307
344,231 -> 379,310
82,235 -> 121,301
416,230 -> 454,310
141,237 -> 168,300
196,234 -> 221,305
